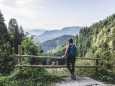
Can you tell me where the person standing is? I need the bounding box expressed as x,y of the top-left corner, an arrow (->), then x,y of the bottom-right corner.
62,38 -> 77,80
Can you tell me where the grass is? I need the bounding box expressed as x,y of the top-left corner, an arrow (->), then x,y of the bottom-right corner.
91,69 -> 115,84
0,68 -> 63,86
0,59 -> 114,86
46,59 -> 96,77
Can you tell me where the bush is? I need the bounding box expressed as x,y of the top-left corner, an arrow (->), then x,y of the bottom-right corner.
22,37 -> 41,65
0,43 -> 16,75
92,69 -> 115,84
0,68 -> 63,86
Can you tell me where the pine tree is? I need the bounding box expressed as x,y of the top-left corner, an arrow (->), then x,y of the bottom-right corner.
8,18 -> 22,54
0,11 -> 15,74
0,10 -> 8,46
112,37 -> 115,51
19,26 -> 24,41
0,10 -> 4,22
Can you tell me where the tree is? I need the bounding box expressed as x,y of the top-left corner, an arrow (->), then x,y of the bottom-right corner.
22,37 -> 41,65
0,10 -> 4,22
75,14 -> 115,83
111,37 -> 115,51
0,11 -> 15,75
8,18 -> 24,54
0,10 -> 8,46
19,26 -> 24,41
0,43 -> 15,74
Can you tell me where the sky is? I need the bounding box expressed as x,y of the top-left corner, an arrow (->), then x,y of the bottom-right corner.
0,0 -> 115,31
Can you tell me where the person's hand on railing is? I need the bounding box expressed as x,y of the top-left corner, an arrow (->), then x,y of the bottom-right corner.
62,55 -> 65,58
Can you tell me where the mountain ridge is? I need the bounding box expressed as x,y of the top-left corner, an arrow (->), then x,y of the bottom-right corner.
36,26 -> 81,43
49,14 -> 115,58
28,29 -> 46,36
41,35 -> 75,52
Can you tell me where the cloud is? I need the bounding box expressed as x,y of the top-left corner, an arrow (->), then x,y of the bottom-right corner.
0,0 -> 115,31
0,0 -> 65,30
40,6 -> 46,9
2,0 -> 33,8
2,0 -> 17,8
0,0 -> 37,29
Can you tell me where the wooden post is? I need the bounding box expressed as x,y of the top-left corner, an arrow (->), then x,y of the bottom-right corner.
112,52 -> 115,75
95,55 -> 99,71
18,45 -> 22,65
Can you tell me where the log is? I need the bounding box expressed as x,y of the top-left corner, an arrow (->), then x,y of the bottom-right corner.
15,65 -> 101,68
15,55 -> 101,60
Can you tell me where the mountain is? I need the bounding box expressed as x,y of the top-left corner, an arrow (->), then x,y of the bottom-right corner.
28,29 -> 46,36
41,35 -> 75,52
48,14 -> 115,83
36,26 -> 81,43
75,14 -> 115,82
48,44 -> 66,56
76,14 -> 115,57
49,14 -> 115,59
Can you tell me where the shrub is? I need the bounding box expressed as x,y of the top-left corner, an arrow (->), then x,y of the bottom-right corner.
0,43 -> 16,75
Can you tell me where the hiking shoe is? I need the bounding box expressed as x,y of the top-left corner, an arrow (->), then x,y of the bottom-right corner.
71,76 -> 76,80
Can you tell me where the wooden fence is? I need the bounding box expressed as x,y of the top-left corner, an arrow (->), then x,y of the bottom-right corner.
15,45 -> 101,71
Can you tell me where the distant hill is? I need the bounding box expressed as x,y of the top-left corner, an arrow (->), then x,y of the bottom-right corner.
41,35 -> 75,52
28,29 -> 46,36
74,14 -> 115,82
76,14 -> 115,57
48,44 -> 66,56
36,26 -> 81,43
48,15 -> 115,58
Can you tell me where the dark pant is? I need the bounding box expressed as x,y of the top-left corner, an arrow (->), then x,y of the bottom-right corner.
67,57 -> 76,75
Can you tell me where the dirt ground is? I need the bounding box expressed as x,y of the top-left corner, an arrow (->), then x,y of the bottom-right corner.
55,76 -> 115,86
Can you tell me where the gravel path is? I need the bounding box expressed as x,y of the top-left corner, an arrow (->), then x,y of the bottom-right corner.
55,76 -> 114,86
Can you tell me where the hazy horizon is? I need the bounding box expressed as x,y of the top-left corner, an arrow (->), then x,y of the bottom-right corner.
0,0 -> 115,31
26,26 -> 82,32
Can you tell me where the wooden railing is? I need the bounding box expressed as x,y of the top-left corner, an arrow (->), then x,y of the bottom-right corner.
15,45 -> 101,71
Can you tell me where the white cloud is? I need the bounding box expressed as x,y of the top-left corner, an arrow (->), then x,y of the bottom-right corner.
0,0 -> 115,31
40,6 -> 46,9
1,0 -> 81,31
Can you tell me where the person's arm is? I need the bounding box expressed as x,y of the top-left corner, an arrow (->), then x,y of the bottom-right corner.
62,45 -> 69,57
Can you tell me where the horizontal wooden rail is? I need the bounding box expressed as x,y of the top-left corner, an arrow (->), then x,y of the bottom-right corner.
16,55 -> 101,60
76,58 -> 101,60
16,45 -> 101,71
16,55 -> 51,58
15,65 -> 101,68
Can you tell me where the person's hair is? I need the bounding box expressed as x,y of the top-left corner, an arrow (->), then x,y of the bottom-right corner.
69,38 -> 73,44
